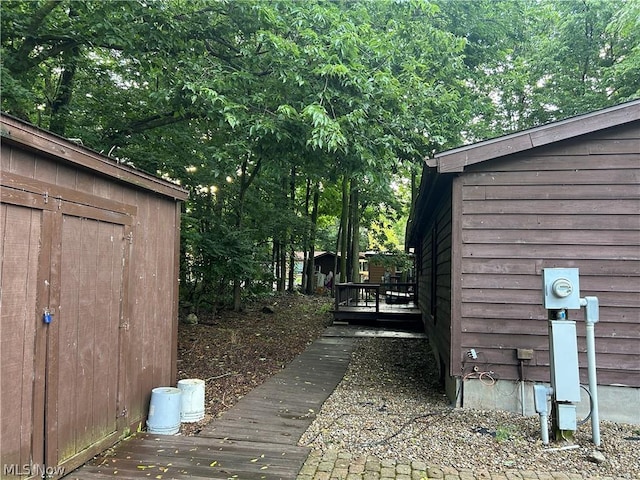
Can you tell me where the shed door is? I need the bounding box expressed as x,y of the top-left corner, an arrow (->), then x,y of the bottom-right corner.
45,214 -> 126,470
1,173 -> 133,479
0,203 -> 42,480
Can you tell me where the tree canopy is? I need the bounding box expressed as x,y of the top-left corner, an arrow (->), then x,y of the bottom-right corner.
2,0 -> 637,310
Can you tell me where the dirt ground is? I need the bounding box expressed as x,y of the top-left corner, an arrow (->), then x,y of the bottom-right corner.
176,292 -> 333,435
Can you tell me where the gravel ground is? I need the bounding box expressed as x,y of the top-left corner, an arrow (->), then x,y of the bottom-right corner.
299,337 -> 640,478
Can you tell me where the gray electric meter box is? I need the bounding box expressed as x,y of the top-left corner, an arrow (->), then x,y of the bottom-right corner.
543,268 -> 581,310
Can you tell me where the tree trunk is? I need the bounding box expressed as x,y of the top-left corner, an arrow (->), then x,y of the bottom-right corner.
350,183 -> 360,283
273,240 -> 282,292
49,44 -> 79,136
287,166 -> 296,291
346,191 -> 353,282
301,178 -> 312,292
276,175 -> 287,292
305,183 -> 320,294
233,155 -> 262,311
332,222 -> 341,296
409,165 -> 418,253
279,241 -> 286,292
339,176 -> 349,283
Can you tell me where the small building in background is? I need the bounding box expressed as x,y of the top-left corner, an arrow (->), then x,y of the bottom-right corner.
293,251 -> 341,289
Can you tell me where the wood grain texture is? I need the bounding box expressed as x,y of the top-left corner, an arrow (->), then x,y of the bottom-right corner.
1,119 -> 185,478
67,336 -> 356,480
0,204 -> 41,479
413,113 -> 640,393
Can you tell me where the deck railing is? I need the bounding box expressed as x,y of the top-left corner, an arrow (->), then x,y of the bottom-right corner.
335,283 -> 380,311
383,282 -> 416,304
334,282 -> 416,313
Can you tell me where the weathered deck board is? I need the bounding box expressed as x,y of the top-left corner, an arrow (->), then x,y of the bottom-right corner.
324,325 -> 427,339
332,301 -> 422,330
200,337 -> 354,445
74,435 -> 308,479
65,336 -> 356,479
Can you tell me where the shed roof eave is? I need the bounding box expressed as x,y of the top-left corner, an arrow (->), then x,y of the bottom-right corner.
430,99 -> 640,173
1,113 -> 189,201
425,158 -> 438,168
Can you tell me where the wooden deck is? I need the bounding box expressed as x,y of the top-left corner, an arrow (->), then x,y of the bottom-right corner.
333,282 -> 422,330
64,336 -> 356,480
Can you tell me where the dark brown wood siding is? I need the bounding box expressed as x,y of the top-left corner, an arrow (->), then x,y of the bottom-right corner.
417,187 -> 453,381
0,120 -> 185,478
457,123 -> 640,387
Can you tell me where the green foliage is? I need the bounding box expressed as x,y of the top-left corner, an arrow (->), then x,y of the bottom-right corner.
368,250 -> 413,274
605,1 -> 640,101
434,0 -> 639,139
495,424 -> 517,443
2,0 -> 635,308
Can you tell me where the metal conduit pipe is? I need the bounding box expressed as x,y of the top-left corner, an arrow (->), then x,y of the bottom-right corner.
533,385 -> 553,445
520,360 -> 526,416
581,296 -> 601,447
540,412 -> 550,445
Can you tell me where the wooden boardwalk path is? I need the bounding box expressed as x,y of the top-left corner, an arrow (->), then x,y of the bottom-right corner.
66,336 -> 356,480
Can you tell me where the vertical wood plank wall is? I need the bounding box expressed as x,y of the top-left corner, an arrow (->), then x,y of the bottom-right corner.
0,203 -> 41,472
417,191 -> 454,383
457,124 -> 640,387
124,189 -> 179,423
51,216 -> 124,464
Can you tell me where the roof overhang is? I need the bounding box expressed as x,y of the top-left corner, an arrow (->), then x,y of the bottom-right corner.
427,99 -> 640,173
1,113 -> 189,201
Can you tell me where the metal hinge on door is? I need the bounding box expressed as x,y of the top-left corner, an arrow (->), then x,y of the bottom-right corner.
125,232 -> 133,244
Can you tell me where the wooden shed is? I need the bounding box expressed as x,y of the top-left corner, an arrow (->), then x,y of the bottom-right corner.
0,113 -> 188,479
407,100 -> 640,424
314,251 -> 339,277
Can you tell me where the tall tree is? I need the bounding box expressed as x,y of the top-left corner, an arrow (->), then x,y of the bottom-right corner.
434,0 -> 639,139
1,0 -> 472,308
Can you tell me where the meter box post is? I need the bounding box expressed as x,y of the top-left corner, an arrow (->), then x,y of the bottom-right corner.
542,268 -> 581,310
536,267 -> 601,447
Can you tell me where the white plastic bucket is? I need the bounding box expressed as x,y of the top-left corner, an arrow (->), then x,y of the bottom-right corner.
146,387 -> 182,434
177,378 -> 205,423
